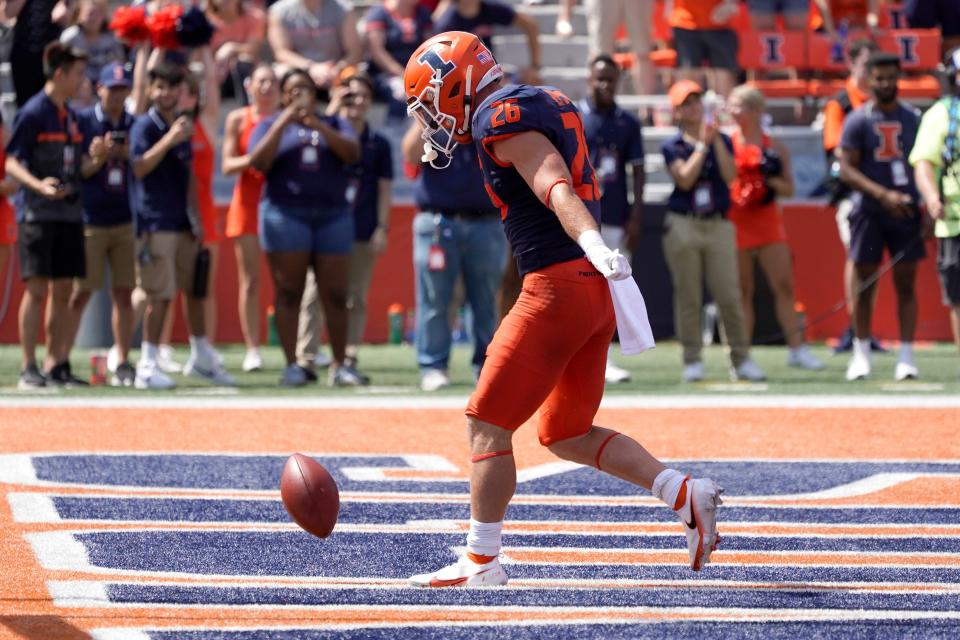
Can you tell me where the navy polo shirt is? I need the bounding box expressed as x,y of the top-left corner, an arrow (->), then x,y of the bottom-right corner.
128,107 -> 192,235
364,4 -> 433,75
76,102 -> 135,227
661,133 -> 734,216
580,98 -> 644,228
349,126 -> 393,242
248,114 -> 355,209
6,90 -> 85,224
415,142 -> 495,214
434,0 -> 515,53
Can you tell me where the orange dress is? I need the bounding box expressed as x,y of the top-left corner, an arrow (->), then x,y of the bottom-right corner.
225,106 -> 266,239
193,121 -> 221,243
728,132 -> 788,251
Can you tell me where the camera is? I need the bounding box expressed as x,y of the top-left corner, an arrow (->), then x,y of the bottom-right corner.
110,130 -> 127,144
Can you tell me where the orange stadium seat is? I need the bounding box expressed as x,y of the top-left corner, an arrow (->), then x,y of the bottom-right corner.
807,29 -> 872,73
879,3 -> 907,30
877,29 -> 941,71
738,31 -> 809,98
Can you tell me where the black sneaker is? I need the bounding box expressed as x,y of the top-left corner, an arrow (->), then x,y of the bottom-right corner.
111,362 -> 136,387
329,363 -> 370,387
18,363 -> 46,390
833,327 -> 854,354
47,361 -> 90,387
870,337 -> 887,354
300,366 -> 318,383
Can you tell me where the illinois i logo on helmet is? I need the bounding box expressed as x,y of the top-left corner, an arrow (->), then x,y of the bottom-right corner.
403,31 -> 503,168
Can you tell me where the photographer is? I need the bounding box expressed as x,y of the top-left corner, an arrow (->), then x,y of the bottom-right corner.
727,85 -> 824,371
839,53 -> 925,382
5,42 -> 88,389
68,62 -> 137,387
248,69 -> 362,387
129,62 -> 234,390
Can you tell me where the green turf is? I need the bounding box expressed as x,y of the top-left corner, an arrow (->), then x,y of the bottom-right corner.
0,341 -> 957,396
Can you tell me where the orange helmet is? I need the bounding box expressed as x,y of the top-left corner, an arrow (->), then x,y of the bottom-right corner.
403,31 -> 502,168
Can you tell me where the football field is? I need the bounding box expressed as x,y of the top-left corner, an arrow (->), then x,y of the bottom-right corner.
1,344 -> 959,639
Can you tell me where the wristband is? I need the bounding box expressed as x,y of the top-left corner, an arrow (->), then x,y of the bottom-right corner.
576,228 -> 605,252
694,142 -> 708,153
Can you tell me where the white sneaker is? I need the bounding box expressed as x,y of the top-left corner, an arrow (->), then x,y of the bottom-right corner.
184,350 -> 236,386
731,358 -> 766,382
280,363 -> 308,387
420,368 -> 451,391
675,476 -> 724,571
157,345 -> 182,374
682,361 -> 704,383
314,351 -> 332,368
409,555 -> 508,588
786,345 -> 825,371
894,360 -> 919,381
135,361 -> 176,390
845,351 -> 871,381
106,344 -> 121,374
605,361 -> 631,384
242,349 -> 264,372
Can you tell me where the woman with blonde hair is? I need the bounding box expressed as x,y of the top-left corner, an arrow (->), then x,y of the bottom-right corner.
727,84 -> 824,370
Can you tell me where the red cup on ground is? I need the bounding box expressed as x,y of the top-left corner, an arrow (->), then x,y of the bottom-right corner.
89,352 -> 108,385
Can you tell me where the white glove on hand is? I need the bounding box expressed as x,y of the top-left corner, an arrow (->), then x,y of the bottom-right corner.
578,229 -> 632,281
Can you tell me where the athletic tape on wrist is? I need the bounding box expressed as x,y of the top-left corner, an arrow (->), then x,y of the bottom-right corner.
471,450 -> 513,463
544,178 -> 570,209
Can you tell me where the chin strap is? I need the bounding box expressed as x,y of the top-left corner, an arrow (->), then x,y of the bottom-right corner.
421,142 -> 438,163
458,64 -> 474,138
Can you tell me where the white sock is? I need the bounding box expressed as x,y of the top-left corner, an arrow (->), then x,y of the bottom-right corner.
466,518 -> 503,558
852,338 -> 870,358
140,342 -> 158,364
899,342 -> 914,363
652,469 -> 685,510
189,335 -> 211,356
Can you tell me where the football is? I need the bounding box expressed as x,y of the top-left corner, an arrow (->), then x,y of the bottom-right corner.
280,453 -> 340,538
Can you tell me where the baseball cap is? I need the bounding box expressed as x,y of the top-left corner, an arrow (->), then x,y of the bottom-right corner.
99,62 -> 132,88
668,80 -> 703,108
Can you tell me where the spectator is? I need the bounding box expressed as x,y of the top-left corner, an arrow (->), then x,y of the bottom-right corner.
812,0 -> 881,44
838,52 -> 925,382
5,0 -> 68,108
300,74 -> 393,371
585,0 -> 655,96
401,122 -> 507,391
667,0 -> 740,97
179,48 -> 223,357
911,48 -> 960,372
68,62 -> 137,387
5,42 -> 88,389
59,0 -> 124,85
746,0 -> 809,31
206,0 -> 268,102
579,54 -> 644,384
247,68 -> 364,387
905,0 -> 960,57
822,38 -> 884,354
267,0 -> 362,92
434,0 -> 542,84
727,84 -> 824,370
364,0 -> 433,118
660,79 -> 766,383
222,63 -> 280,373
129,61 -> 235,389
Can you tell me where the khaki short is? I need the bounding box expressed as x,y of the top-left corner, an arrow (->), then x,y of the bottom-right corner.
78,223 -> 136,292
135,231 -> 198,300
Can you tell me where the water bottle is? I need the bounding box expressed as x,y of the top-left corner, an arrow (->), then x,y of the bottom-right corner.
387,303 -> 404,345
267,305 -> 278,346
404,309 -> 416,344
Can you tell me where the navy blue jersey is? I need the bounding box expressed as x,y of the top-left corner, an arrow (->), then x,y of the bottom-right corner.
434,0 -> 515,54
350,126 -> 393,242
363,5 -> 433,76
472,84 -> 601,276
248,114 -> 355,209
580,98 -> 644,228
414,142 -> 495,214
128,107 -> 192,235
76,103 -> 135,227
6,91 -> 84,224
661,133 -> 734,216
840,101 -> 921,216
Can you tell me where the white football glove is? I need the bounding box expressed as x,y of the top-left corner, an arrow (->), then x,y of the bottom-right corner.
578,230 -> 632,281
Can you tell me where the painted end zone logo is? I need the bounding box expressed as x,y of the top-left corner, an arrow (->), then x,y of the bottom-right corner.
3,453 -> 960,639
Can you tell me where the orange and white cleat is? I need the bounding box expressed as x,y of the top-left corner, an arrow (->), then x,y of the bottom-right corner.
409,555 -> 508,588
675,476 -> 724,571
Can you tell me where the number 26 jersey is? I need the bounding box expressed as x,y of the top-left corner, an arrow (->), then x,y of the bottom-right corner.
472,85 -> 601,277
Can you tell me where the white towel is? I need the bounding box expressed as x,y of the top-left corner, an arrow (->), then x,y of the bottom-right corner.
608,277 -> 656,355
